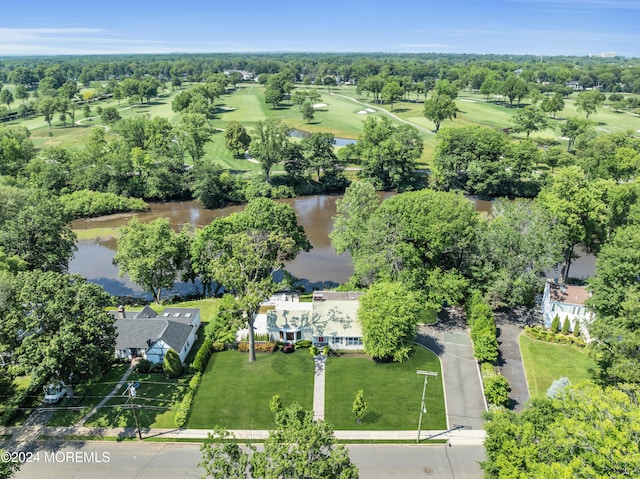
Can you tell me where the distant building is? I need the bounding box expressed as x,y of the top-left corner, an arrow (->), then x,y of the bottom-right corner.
111,305 -> 201,363
541,280 -> 593,341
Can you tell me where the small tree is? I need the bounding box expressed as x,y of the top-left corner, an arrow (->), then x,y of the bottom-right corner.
561,316 -> 570,334
163,348 -> 183,378
547,377 -> 570,398
550,313 -> 561,333
301,100 -> 314,123
269,394 -> 283,414
352,389 -> 367,423
573,318 -> 581,337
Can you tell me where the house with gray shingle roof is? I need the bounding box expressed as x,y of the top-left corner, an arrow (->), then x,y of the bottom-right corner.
111,305 -> 201,364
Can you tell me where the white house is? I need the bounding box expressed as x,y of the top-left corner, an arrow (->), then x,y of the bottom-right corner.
112,306 -> 201,364
541,280 -> 593,341
242,292 -> 364,351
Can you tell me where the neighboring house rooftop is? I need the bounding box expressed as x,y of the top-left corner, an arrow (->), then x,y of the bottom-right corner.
547,282 -> 590,305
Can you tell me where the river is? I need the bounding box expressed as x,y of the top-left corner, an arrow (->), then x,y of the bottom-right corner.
68,194 -> 594,299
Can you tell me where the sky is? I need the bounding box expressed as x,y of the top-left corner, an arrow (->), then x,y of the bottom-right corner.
1,0 -> 639,58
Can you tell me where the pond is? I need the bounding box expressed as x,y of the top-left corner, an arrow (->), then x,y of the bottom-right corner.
68,194 -> 596,298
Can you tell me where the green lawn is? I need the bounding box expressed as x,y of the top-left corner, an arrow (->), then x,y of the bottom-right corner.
48,364 -> 129,427
325,345 -> 445,430
83,370 -> 190,429
520,335 -> 598,398
188,349 -> 314,429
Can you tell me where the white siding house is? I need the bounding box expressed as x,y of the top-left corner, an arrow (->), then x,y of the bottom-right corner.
541,280 -> 593,341
242,292 -> 364,351
112,306 -> 201,364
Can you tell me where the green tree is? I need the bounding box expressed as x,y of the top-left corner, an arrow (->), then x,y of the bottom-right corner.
472,199 -> 566,307
264,86 -> 283,109
329,180 -> 379,256
381,81 -> 404,110
587,224 -> 640,384
358,281 -> 422,362
0,271 -> 115,387
501,75 -> 529,107
301,100 -> 314,123
178,112 -> 215,164
575,89 -> 606,118
113,217 -> 183,303
561,316 -> 570,334
482,382 -> 640,478
38,96 -> 57,128
0,125 -> 35,176
203,198 -> 310,361
249,118 -> 292,184
0,88 -> 14,111
352,389 -> 367,423
199,402 -> 358,479
301,132 -> 339,180
0,450 -> 20,479
511,105 -> 549,138
101,106 -> 121,125
163,348 -> 183,378
550,313 -> 560,333
541,92 -> 565,118
224,121 -> 251,157
560,117 -> 593,152
0,187 -> 76,272
423,93 -> 458,133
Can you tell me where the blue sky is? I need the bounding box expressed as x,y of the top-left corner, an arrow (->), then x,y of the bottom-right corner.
1,0 -> 639,57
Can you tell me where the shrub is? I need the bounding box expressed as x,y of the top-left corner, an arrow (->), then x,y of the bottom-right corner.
190,341 -> 213,374
309,345 -> 319,356
550,314 -> 560,333
322,345 -> 330,356
481,364 -> 510,407
136,359 -> 152,373
163,349 -> 183,378
238,341 -> 277,353
561,317 -> 570,335
59,190 -> 148,219
547,377 -> 570,398
270,394 -> 283,414
212,341 -> 225,352
294,340 -> 312,349
175,371 -> 202,428
282,343 -> 294,354
573,319 -> 581,337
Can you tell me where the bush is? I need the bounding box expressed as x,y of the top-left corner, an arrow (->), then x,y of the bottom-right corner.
573,319 -> 581,337
466,292 -> 499,363
322,345 -> 330,356
212,341 -> 225,352
481,363 -> 510,407
309,345 -> 319,356
561,317 -> 570,335
136,359 -> 152,373
524,326 -> 586,348
175,371 -> 202,428
163,349 -> 183,378
190,340 -> 213,373
238,341 -> 277,353
294,340 -> 312,349
550,314 -> 560,333
59,190 -> 148,219
282,343 -> 294,354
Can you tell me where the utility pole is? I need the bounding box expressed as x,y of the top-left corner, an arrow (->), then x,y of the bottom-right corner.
126,381 -> 142,440
416,370 -> 438,443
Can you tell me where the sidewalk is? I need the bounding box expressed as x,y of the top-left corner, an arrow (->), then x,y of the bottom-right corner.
0,425 -> 485,445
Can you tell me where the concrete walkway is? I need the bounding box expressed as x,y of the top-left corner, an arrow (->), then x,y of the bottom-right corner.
312,354 -> 326,420
0,425 -> 485,445
78,364 -> 135,426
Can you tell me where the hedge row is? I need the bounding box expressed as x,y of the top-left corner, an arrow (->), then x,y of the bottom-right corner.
175,371 -> 202,428
466,291 -> 500,364
480,363 -> 511,408
190,340 -> 213,374
524,326 -> 586,348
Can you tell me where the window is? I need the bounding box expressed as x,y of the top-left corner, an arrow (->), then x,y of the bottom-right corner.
296,331 -> 302,340
346,337 -> 363,346
279,331 -> 284,340
185,313 -> 192,318
317,336 -> 324,343
286,332 -> 295,341
173,313 -> 181,318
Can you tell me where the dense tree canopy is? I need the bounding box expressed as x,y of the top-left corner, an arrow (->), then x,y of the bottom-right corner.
200,402 -> 358,479
0,271 -> 115,386
587,224 -> 640,384
482,382 -> 640,478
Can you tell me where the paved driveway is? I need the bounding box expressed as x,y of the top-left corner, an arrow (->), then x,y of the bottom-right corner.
496,322 -> 529,411
416,325 -> 486,430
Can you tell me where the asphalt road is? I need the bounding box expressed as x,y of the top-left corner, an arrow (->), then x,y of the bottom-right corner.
496,323 -> 530,411
14,441 -> 485,479
416,325 -> 486,430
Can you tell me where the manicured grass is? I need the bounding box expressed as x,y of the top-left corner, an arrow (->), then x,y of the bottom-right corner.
48,364 -> 129,427
187,349 -> 314,429
325,345 -> 446,430
519,335 -> 597,398
84,370 -> 190,429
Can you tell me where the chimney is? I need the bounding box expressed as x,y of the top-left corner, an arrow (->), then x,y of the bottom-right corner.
118,305 -> 125,319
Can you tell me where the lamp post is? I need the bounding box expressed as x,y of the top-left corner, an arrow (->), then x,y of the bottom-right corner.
416,370 -> 438,443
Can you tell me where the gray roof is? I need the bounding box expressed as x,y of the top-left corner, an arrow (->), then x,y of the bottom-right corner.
115,318 -> 193,353
158,308 -> 199,325
115,319 -> 168,350
137,305 -> 158,318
